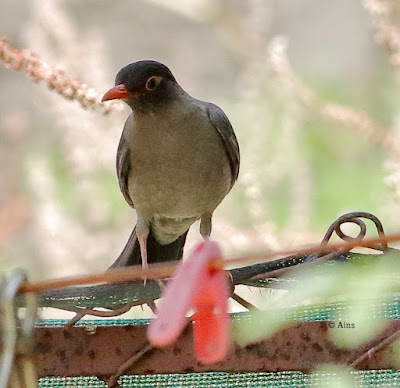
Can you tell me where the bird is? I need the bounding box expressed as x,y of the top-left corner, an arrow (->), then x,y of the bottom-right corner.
102,60 -> 240,270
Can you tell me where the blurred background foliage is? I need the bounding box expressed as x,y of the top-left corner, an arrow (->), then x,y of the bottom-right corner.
1,0 -> 400,280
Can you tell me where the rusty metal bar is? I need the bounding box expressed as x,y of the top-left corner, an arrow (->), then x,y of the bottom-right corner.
33,321 -> 400,379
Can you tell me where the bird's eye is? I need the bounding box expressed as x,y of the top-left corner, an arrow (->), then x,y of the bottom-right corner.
145,76 -> 162,91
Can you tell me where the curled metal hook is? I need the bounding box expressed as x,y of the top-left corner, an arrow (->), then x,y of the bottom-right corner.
304,212 -> 388,263
320,211 -> 388,251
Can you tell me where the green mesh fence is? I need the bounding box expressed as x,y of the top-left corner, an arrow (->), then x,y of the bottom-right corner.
32,274 -> 400,388
38,370 -> 400,388
35,294 -> 400,388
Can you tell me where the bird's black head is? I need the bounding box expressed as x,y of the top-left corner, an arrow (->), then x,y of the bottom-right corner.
102,60 -> 179,110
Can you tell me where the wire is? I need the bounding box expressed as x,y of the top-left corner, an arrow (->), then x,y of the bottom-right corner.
17,231 -> 400,295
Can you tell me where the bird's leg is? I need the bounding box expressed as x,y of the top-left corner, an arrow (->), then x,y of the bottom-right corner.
136,214 -> 150,282
138,235 -> 148,269
139,230 -> 165,292
200,213 -> 212,240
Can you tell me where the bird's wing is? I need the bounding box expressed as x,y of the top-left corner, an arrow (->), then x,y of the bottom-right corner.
207,103 -> 240,186
116,121 -> 134,208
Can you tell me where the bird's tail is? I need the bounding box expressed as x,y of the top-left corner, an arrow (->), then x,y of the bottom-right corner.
107,226 -> 188,269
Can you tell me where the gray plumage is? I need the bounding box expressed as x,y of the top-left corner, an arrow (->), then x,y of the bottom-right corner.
103,60 -> 239,268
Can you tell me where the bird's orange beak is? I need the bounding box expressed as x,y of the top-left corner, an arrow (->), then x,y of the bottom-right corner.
101,84 -> 129,102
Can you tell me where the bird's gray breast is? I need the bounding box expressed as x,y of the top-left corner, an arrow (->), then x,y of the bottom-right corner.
125,100 -> 232,229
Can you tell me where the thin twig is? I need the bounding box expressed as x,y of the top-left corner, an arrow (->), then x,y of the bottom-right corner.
63,311 -> 86,330
231,292 -> 259,311
61,303 -> 137,330
106,343 -> 153,388
350,324 -> 400,367
0,38 -> 122,114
